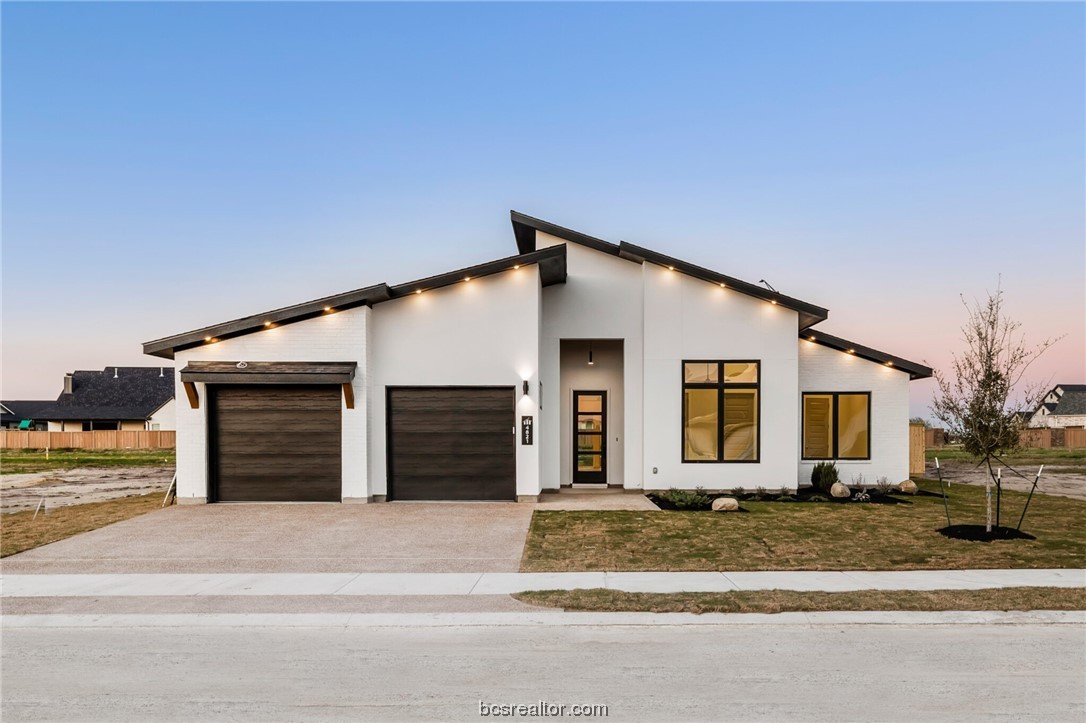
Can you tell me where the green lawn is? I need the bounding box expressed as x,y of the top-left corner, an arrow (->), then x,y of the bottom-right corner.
515,587 -> 1086,614
0,449 -> 175,474
925,447 -> 1086,465
521,479 -> 1086,572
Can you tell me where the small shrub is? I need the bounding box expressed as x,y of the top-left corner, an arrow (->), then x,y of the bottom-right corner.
754,485 -> 768,498
852,488 -> 872,503
810,461 -> 839,494
730,486 -> 745,497
660,487 -> 712,510
875,477 -> 894,495
851,473 -> 866,489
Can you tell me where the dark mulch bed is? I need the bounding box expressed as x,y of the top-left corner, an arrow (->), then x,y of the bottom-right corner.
938,525 -> 1037,542
647,489 -> 913,511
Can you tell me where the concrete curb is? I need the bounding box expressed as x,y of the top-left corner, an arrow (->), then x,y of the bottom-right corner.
2,610 -> 1084,628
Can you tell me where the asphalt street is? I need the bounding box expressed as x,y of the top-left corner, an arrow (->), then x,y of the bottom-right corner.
3,619 -> 1083,722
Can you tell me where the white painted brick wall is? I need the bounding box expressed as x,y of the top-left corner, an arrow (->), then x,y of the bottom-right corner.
172,307 -> 369,502
798,340 -> 912,487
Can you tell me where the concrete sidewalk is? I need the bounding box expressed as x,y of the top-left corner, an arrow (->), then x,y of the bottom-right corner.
3,568 -> 1083,598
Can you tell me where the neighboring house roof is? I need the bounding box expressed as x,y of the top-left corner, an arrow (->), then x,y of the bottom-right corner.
0,400 -> 52,422
1054,384 -> 1086,396
32,367 -> 174,421
1049,388 -> 1086,416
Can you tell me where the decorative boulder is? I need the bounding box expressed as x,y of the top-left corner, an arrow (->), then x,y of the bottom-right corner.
711,497 -> 740,512
830,482 -> 851,499
897,480 -> 918,495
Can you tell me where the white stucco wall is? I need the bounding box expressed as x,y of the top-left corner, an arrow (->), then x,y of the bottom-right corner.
368,265 -> 542,499
538,235 -> 645,490
171,307 -> 370,503
798,341 -> 911,486
642,263 -> 801,490
147,398 -> 176,431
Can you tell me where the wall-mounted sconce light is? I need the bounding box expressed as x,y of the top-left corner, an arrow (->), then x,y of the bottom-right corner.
522,380 -> 530,396
588,341 -> 594,366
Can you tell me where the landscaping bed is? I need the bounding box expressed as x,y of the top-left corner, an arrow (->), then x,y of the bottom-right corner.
514,587 -> 1086,614
520,479 -> 1086,572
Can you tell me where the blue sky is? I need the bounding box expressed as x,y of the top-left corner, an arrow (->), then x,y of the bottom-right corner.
3,2 -> 1083,417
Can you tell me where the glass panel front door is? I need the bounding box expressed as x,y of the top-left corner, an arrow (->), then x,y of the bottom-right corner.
573,390 -> 607,483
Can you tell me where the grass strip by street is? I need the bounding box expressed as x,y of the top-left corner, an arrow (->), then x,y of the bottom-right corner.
521,479 -> 1086,572
1,449 -> 175,474
1,492 -> 164,557
514,587 -> 1086,614
924,447 -> 1086,465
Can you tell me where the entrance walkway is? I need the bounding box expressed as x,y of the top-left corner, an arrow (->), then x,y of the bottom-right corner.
4,568 -> 1082,598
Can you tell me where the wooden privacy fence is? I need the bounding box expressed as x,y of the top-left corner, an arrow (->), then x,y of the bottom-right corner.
1062,427 -> 1086,449
1017,427 -> 1086,449
0,430 -> 176,450
909,423 -> 925,476
1019,428 -> 1053,449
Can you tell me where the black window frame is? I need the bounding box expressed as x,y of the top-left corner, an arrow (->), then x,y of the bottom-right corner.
681,359 -> 761,464
801,391 -> 872,461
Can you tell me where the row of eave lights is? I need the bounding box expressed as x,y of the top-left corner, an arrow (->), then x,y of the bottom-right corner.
807,334 -> 868,359
412,264 -> 522,296
665,264 -> 730,292
803,334 -> 894,366
205,263 -> 531,343
202,305 -> 339,344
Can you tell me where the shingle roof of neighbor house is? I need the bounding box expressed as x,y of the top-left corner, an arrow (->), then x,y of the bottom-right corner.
31,367 -> 174,421
142,211 -> 932,379
0,400 -> 53,423
1048,386 -> 1086,416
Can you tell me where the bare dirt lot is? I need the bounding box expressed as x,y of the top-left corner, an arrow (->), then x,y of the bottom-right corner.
0,467 -> 174,513
925,460 -> 1085,501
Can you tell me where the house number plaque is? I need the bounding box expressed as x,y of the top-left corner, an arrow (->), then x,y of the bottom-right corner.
521,416 -> 534,445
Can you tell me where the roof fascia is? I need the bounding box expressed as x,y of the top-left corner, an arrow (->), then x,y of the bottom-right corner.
801,330 -> 933,380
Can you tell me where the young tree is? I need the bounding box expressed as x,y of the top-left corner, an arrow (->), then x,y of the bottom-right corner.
930,282 -> 1059,531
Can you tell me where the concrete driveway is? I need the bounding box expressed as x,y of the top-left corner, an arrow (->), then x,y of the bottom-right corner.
3,503 -> 536,574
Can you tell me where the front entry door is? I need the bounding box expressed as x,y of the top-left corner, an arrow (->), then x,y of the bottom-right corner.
573,390 -> 607,484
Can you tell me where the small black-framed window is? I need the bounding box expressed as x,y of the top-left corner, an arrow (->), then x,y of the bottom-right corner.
682,360 -> 760,463
802,392 -> 871,460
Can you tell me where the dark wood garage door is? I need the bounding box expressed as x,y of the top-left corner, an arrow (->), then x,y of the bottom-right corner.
387,387 -> 515,501
211,385 -> 341,502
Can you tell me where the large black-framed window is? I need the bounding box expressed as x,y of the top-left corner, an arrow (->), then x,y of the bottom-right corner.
802,392 -> 871,460
682,360 -> 760,463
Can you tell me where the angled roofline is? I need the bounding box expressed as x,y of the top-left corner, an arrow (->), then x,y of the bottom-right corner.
511,211 -> 621,256
618,242 -> 829,330
143,245 -> 567,360
800,329 -> 933,380
143,283 -> 392,359
511,210 -> 829,330
386,245 -> 566,299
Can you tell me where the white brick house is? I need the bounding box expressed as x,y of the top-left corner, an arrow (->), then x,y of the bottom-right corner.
144,212 -> 931,504
1028,385 -> 1086,429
